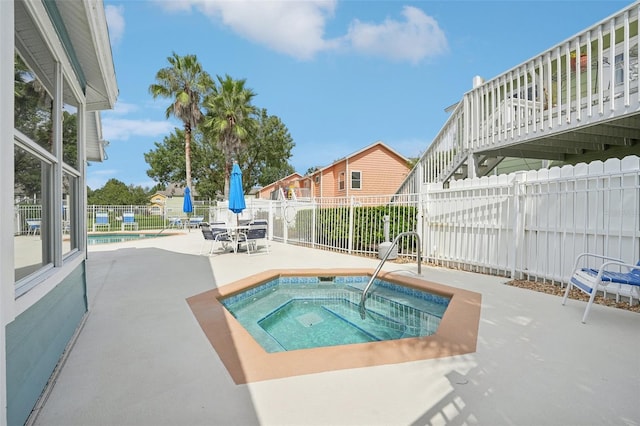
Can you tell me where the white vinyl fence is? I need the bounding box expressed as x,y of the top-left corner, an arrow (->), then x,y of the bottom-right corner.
423,155 -> 640,284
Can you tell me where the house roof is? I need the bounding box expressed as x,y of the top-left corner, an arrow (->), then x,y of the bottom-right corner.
258,173 -> 303,192
312,141 -> 408,175
153,183 -> 198,197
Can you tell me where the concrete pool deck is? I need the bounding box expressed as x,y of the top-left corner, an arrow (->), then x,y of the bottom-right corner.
31,231 -> 640,425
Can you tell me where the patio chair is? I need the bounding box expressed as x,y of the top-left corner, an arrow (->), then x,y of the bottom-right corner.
168,217 -> 183,228
26,219 -> 41,235
199,223 -> 232,255
562,252 -> 640,323
121,212 -> 138,231
93,212 -> 110,232
188,216 -> 205,229
239,220 -> 270,256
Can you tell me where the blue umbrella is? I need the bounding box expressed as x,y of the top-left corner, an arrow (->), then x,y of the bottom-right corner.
183,186 -> 193,214
228,162 -> 246,216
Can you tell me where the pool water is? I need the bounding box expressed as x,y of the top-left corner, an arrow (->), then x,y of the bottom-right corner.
221,276 -> 450,353
87,233 -> 169,245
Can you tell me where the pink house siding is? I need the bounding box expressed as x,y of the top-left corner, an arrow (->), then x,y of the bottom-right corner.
258,141 -> 410,199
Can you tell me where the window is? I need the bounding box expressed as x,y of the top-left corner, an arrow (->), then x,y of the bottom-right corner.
615,53 -> 624,85
14,144 -> 53,283
14,47 -> 83,295
351,171 -> 362,190
338,172 -> 345,191
62,171 -> 79,255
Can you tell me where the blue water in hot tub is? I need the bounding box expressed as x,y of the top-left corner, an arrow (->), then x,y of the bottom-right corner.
221,275 -> 450,353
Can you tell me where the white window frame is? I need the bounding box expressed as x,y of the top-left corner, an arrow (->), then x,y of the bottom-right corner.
351,170 -> 362,190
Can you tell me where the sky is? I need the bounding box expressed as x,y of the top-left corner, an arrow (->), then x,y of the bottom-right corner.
89,0 -> 633,190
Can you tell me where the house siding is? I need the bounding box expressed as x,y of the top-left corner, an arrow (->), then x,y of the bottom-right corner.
261,142 -> 409,199
6,264 -> 87,426
348,146 -> 409,195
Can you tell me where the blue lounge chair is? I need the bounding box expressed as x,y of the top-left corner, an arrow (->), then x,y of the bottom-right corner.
562,253 -> 640,323
93,212 -> 110,232
188,216 -> 204,229
26,219 -> 41,235
121,212 -> 138,231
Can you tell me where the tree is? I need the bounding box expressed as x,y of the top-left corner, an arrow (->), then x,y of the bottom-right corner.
87,179 -> 150,205
144,128 -> 189,186
240,108 -> 295,188
203,75 -> 257,199
146,110 -> 295,200
149,52 -> 213,194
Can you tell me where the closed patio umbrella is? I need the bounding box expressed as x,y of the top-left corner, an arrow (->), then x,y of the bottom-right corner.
183,186 -> 193,231
183,186 -> 194,214
228,162 -> 246,224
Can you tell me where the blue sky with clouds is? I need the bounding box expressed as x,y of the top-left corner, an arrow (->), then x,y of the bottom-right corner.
91,0 -> 632,190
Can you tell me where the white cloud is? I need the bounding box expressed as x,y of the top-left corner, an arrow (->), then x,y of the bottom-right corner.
158,0 -> 337,60
345,6 -> 448,64
105,5 -> 125,45
156,1 -> 446,63
102,117 -> 175,141
110,101 -> 139,115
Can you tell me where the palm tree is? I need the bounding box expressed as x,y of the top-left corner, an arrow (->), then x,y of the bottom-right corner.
203,75 -> 257,198
149,52 -> 213,193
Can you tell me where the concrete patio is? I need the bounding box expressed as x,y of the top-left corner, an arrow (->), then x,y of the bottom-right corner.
31,231 -> 640,426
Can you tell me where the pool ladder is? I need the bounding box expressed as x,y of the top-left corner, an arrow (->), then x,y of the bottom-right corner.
359,231 -> 421,319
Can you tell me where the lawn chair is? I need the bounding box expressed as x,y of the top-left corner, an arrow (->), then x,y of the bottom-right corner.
121,212 -> 138,231
199,223 -> 231,255
93,212 -> 110,232
168,217 -> 183,228
239,220 -> 270,256
188,216 -> 204,229
562,252 -> 640,323
26,219 -> 41,235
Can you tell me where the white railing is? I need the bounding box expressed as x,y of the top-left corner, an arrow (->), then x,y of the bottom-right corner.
398,2 -> 640,194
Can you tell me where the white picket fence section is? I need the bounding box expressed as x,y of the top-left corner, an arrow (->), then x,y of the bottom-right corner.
423,155 -> 640,284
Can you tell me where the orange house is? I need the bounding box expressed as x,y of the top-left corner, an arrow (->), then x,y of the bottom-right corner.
257,141 -> 410,199
256,172 -> 304,200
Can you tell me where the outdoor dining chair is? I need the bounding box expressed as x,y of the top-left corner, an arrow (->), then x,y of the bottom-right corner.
239,220 -> 270,256
199,223 -> 232,255
562,252 -> 640,323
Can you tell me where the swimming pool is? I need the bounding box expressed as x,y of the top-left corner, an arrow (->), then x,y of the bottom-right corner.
87,233 -> 170,245
221,275 -> 449,353
188,269 -> 482,384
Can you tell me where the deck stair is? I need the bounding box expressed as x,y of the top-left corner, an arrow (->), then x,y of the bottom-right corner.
397,2 -> 640,195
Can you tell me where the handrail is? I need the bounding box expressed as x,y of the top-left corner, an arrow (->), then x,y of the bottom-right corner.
359,231 -> 421,319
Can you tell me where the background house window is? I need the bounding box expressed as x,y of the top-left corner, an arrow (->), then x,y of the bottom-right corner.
615,53 -> 624,85
338,172 -> 345,191
351,171 -> 362,190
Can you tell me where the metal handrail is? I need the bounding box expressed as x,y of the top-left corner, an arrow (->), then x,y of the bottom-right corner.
359,231 -> 421,319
